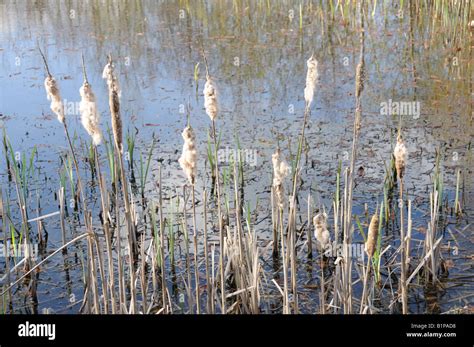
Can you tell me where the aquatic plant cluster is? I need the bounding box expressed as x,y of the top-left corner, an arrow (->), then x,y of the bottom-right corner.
0,0 -> 472,315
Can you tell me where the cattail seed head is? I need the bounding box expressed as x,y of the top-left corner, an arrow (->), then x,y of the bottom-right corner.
304,54 -> 318,108
109,89 -> 122,153
394,135 -> 408,180
355,59 -> 365,98
103,58 -> 123,153
272,149 -> 289,210
179,125 -> 197,185
203,76 -> 218,121
365,213 -> 379,257
79,82 -> 102,146
313,212 -> 331,250
44,76 -> 65,123
102,60 -> 121,98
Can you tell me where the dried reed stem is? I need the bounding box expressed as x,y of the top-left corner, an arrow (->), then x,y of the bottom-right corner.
158,166 -> 167,312
203,190 -> 213,313
94,146 -> 117,313
306,193 -> 313,257
279,207 -> 289,314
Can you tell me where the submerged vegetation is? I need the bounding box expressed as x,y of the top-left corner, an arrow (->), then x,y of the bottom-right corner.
0,0 -> 473,315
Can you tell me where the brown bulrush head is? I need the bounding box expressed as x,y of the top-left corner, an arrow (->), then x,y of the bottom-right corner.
304,54 -> 318,108
272,149 -> 289,210
102,56 -> 123,153
179,125 -> 197,185
109,89 -> 122,153
203,75 -> 218,121
393,135 -> 408,180
365,213 -> 379,257
355,59 -> 365,98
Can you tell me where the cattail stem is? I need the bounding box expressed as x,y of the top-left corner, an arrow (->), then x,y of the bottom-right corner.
191,184 -> 200,314
203,189 -> 212,313
307,193 -> 313,258
360,254 -> 372,314
320,255 -> 326,314
211,119 -> 226,314
94,145 -> 117,313
91,228 -> 109,313
81,53 -> 88,83
454,169 -> 462,215
85,215 -> 100,313
38,46 -> 51,78
113,155 -> 126,312
62,123 -> 84,207
182,186 -> 193,312
117,148 -> 137,314
279,207 -> 289,314
158,166 -> 167,312
399,180 -> 408,314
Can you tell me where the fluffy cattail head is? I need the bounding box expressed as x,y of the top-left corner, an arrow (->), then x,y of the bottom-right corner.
203,76 -> 218,121
44,76 -> 65,123
272,149 -> 290,186
313,211 -> 327,228
393,135 -> 408,180
313,211 -> 331,250
304,54 -> 318,107
365,213 -> 379,257
178,125 -> 197,185
79,82 -> 102,146
272,149 -> 289,210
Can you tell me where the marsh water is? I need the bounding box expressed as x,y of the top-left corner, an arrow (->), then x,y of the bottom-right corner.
0,1 -> 473,314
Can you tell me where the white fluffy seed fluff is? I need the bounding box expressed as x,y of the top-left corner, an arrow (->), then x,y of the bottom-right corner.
79,82 -> 102,146
313,212 -> 331,250
178,126 -> 197,185
44,76 -> 65,123
102,61 -> 121,98
304,54 -> 318,108
203,76 -> 218,121
393,135 -> 408,180
272,149 -> 289,210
